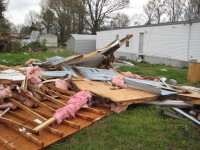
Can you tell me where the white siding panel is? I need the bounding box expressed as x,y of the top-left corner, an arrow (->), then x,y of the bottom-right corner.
97,22 -> 200,62
189,23 -> 200,61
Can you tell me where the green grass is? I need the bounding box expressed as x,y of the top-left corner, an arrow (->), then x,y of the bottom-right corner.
48,106 -> 200,150
0,52 -> 199,150
0,49 -> 75,66
118,61 -> 188,85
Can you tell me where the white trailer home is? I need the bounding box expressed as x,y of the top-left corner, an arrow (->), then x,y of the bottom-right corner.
96,20 -> 200,68
66,34 -> 96,54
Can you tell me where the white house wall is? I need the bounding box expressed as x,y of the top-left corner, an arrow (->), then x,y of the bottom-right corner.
97,22 -> 200,67
189,23 -> 200,61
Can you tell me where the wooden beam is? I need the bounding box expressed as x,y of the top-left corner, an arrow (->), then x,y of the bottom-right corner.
33,89 -> 66,106
8,111 -> 63,137
21,92 -> 55,113
75,113 -> 94,122
44,83 -> 75,96
32,117 -> 56,133
0,117 -> 38,135
81,107 -> 106,115
3,124 -> 43,147
33,109 -> 80,129
47,89 -> 70,100
0,135 -> 16,150
8,98 -> 47,121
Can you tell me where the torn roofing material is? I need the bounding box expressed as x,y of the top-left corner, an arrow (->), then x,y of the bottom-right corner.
74,66 -> 176,96
40,71 -> 69,78
0,69 -> 25,81
33,55 -> 83,68
34,34 -> 133,68
61,66 -> 78,78
76,67 -> 117,81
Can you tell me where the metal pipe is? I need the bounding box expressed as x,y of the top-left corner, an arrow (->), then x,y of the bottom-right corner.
172,108 -> 200,126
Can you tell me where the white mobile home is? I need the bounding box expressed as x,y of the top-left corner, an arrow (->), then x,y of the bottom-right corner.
66,34 -> 96,54
96,20 -> 200,68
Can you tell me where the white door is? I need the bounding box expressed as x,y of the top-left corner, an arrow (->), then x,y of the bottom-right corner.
139,33 -> 144,53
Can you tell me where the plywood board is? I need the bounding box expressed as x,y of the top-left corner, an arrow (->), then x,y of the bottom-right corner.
72,80 -> 158,105
0,99 -> 110,150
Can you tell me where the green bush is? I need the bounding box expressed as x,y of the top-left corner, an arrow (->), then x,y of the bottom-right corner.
11,40 -> 22,52
22,40 -> 48,52
40,39 -> 48,52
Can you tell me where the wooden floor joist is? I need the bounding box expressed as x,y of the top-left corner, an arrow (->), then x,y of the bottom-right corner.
0,135 -> 16,150
0,98 -> 109,150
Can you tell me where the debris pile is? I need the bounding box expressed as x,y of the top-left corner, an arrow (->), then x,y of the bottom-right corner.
0,34 -> 199,149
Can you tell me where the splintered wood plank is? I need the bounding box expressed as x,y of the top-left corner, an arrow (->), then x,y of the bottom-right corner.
177,93 -> 200,104
178,93 -> 200,99
72,81 -> 158,104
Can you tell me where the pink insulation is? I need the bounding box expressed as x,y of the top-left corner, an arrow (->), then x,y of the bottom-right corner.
112,75 -> 127,88
0,102 -> 17,110
23,91 -> 35,107
28,75 -> 42,84
0,87 -> 12,101
110,103 -> 128,114
55,79 -> 69,90
54,91 -> 92,124
26,66 -> 41,84
122,71 -> 144,80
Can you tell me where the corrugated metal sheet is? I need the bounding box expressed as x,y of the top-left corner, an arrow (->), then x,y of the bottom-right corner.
96,22 -> 200,62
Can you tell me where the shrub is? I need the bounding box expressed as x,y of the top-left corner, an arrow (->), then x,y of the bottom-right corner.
11,39 -> 22,52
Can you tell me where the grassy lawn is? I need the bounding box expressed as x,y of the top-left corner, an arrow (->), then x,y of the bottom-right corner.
48,106 -> 200,150
0,52 -> 199,150
0,50 -> 74,66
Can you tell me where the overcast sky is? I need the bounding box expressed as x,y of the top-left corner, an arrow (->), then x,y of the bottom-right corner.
5,0 -> 148,25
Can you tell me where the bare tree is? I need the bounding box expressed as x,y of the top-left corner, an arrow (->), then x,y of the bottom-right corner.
40,0 -> 86,44
143,0 -> 165,24
25,10 -> 40,27
24,10 -> 44,32
112,13 -> 130,28
82,0 -> 129,34
153,0 -> 166,24
181,0 -> 200,20
131,13 -> 147,26
165,0 -> 183,22
143,0 -> 155,24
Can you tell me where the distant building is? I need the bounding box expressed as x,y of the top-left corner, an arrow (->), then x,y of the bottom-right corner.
66,34 -> 96,54
21,30 -> 40,46
96,20 -> 200,68
40,33 -> 57,47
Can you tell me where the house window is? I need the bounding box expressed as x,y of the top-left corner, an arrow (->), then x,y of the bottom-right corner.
126,41 -> 129,47
116,35 -> 119,40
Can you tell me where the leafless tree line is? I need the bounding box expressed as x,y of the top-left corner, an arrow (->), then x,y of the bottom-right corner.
13,0 -> 200,44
